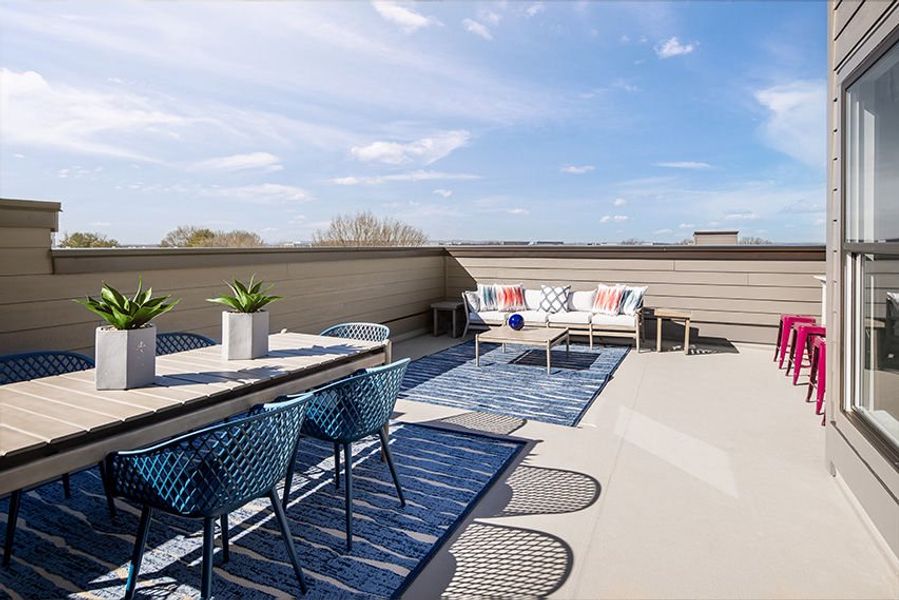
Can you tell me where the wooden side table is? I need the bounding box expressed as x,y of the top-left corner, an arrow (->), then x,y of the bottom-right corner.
431,299 -> 464,338
654,308 -> 693,354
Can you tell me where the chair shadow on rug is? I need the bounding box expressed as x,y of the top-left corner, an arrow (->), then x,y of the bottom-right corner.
509,349 -> 599,370
430,411 -> 527,436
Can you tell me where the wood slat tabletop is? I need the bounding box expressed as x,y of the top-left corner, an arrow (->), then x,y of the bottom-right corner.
0,332 -> 385,468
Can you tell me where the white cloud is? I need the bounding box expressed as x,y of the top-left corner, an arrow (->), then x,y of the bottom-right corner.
600,215 -> 629,223
525,3 -> 545,18
207,183 -> 311,204
372,1 -> 439,32
561,164 -> 595,174
350,130 -> 470,165
507,207 -> 529,215
330,170 -> 481,185
478,8 -> 501,25
655,161 -> 712,169
754,80 -> 826,168
679,223 -> 695,229
0,68 -> 191,161
655,37 -> 696,59
613,197 -> 627,206
724,210 -> 758,221
433,188 -> 453,198
653,228 -> 673,235
192,152 -> 282,172
463,18 -> 493,41
89,221 -> 112,228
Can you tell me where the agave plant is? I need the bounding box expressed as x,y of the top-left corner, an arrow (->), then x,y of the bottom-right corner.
207,274 -> 281,313
75,279 -> 179,330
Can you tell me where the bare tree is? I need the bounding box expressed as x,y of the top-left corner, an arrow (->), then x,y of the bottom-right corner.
620,238 -> 646,246
161,226 -> 264,248
58,232 -> 119,248
312,211 -> 428,247
739,236 -> 773,245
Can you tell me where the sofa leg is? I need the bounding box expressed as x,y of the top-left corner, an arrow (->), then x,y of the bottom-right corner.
589,326 -> 594,350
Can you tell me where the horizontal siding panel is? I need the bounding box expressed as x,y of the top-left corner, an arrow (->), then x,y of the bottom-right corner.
835,0 -> 866,40
0,228 -> 51,249
0,249 -> 52,276
834,0 -> 899,70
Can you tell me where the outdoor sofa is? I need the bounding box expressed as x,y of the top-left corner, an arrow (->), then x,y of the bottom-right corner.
461,284 -> 645,351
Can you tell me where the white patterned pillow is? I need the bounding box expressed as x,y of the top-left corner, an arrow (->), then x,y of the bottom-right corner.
464,291 -> 480,312
477,283 -> 498,310
620,286 -> 647,316
539,285 -> 570,313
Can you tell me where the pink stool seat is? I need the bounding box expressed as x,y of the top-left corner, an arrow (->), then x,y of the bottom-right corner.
791,325 -> 826,384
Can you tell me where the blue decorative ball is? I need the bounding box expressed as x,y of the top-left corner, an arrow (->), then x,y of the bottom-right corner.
507,313 -> 525,330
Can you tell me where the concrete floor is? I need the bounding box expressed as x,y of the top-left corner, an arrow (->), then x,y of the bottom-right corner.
391,334 -> 899,599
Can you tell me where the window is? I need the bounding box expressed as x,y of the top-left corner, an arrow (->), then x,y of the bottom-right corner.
845,40 -> 899,449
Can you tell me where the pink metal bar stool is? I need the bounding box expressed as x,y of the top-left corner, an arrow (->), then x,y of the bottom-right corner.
788,324 -> 826,384
806,336 -> 826,426
776,315 -> 816,368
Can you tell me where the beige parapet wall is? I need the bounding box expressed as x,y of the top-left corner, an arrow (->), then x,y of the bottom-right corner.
0,198 -> 825,355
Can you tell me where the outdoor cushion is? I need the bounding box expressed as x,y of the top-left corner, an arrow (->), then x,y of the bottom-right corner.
539,285 -> 570,313
495,284 -> 527,311
548,311 -> 592,325
593,284 -> 626,315
569,290 -> 596,312
592,313 -> 637,329
524,288 -> 542,310
514,310 -> 550,325
463,290 -> 480,312
468,310 -> 507,325
620,286 -> 647,316
477,283 -> 498,310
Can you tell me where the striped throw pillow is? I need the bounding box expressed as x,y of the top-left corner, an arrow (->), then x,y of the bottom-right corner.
495,284 -> 527,311
620,286 -> 647,316
593,284 -> 626,315
477,284 -> 498,310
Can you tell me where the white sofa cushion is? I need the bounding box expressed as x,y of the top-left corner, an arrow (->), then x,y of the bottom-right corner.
569,290 -> 596,312
548,311 -> 592,325
539,285 -> 570,313
469,310 -> 507,325
524,288 -> 542,310
514,310 -> 550,325
591,313 -> 637,329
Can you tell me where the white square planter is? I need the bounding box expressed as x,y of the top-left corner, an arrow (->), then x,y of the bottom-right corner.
95,324 -> 157,390
222,311 -> 269,360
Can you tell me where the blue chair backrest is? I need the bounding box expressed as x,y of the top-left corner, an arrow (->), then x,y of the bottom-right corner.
302,358 -> 409,443
108,394 -> 307,517
157,332 -> 216,356
0,351 -> 94,385
320,322 -> 390,343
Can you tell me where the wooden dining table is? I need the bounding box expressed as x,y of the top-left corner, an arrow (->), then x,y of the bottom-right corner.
0,332 -> 389,497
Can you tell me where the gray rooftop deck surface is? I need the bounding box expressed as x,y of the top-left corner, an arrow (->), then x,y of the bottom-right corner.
391,334 -> 899,599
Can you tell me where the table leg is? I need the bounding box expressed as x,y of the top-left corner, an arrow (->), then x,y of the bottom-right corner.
452,309 -> 459,338
546,341 -> 551,375
475,335 -> 480,367
432,308 -> 438,336
657,317 -> 663,352
566,334 -> 570,355
684,318 -> 691,355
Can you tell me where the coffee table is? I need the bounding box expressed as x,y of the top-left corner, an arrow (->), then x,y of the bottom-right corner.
475,326 -> 570,375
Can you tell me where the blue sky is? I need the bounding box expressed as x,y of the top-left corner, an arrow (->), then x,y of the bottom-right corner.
0,1 -> 826,244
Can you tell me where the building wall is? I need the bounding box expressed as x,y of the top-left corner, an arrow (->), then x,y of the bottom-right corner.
827,0 -> 899,561
447,246 -> 824,344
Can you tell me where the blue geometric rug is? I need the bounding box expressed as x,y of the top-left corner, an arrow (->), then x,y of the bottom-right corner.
399,341 -> 629,427
0,424 -> 522,599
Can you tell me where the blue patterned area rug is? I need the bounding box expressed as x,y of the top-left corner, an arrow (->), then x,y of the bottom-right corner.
0,424 -> 522,599
399,340 -> 629,427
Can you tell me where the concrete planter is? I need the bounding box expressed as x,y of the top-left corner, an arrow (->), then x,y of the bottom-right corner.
222,311 -> 269,360
95,324 -> 157,390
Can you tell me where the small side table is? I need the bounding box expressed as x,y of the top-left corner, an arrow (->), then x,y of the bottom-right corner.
654,308 -> 693,354
431,299 -> 464,338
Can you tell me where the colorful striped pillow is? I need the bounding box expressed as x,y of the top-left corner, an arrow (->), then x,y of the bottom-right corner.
495,284 -> 527,311
593,284 -> 626,315
477,284 -> 498,310
620,286 -> 647,316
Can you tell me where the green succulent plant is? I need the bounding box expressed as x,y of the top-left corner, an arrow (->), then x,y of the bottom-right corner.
75,279 -> 179,330
207,274 -> 281,313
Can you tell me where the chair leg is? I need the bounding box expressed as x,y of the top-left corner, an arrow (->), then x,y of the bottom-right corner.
98,461 -> 117,520
62,473 -> 72,499
201,517 -> 215,600
267,489 -> 308,595
3,490 -> 22,568
334,443 -> 341,490
220,514 -> 229,564
379,424 -> 388,462
378,429 -> 406,507
124,504 -> 153,600
282,447 -> 298,511
343,442 -> 353,552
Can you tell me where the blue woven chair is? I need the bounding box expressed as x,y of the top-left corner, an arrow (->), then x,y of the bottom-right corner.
287,358 -> 410,551
0,350 -> 105,567
319,322 -> 390,344
156,332 -> 215,356
107,394 -> 310,599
